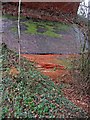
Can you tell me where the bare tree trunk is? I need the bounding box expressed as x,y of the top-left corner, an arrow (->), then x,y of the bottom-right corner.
18,0 -> 21,66
88,1 -> 90,53
11,0 -> 22,117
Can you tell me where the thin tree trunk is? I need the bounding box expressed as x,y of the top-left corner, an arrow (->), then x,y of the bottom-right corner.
12,0 -> 22,117
18,0 -> 21,66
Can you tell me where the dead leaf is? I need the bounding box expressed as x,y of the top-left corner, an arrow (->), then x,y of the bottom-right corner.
9,66 -> 19,77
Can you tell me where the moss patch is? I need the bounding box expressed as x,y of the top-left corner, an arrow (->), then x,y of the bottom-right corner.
23,19 -> 70,38
43,30 -> 61,38
10,27 -> 17,32
5,14 -> 70,38
25,21 -> 37,34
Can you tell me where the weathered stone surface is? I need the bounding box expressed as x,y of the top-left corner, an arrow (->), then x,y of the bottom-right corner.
2,18 -> 86,54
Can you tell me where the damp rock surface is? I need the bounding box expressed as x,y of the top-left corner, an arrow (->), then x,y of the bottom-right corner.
2,17 -> 86,54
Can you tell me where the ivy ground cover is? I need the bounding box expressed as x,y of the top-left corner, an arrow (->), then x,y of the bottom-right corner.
0,44 -> 88,119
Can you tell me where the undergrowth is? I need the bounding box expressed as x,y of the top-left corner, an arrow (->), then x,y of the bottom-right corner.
0,44 -> 88,118
72,52 -> 90,97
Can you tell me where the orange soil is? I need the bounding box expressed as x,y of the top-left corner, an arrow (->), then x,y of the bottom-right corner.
21,54 -> 76,84
21,54 -> 89,113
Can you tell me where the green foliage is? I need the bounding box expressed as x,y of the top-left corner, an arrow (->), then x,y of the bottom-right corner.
1,44 -> 88,118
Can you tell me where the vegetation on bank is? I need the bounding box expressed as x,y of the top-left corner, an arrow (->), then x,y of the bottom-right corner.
0,44 -> 88,118
1,13 -> 89,118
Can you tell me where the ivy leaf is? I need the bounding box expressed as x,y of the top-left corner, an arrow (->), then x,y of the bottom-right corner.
43,106 -> 49,113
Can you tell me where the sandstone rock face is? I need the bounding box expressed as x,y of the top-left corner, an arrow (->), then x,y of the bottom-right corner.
2,2 -> 80,22
23,2 -> 79,15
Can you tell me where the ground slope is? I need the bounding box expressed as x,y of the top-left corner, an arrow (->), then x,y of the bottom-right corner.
0,45 -> 88,118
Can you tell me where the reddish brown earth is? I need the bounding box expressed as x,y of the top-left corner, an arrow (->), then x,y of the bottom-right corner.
21,54 -> 89,113
21,54 -> 74,84
63,88 -> 89,114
